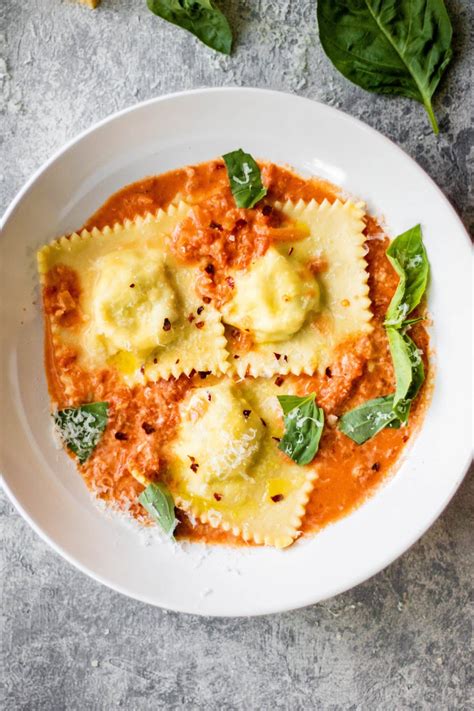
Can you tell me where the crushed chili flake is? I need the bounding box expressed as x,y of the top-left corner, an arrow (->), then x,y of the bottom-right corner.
163,318 -> 171,331
275,376 -> 284,387
190,462 -> 199,473
195,321 -> 205,329
260,418 -> 267,427
188,455 -> 195,461
261,204 -> 272,216
142,422 -> 156,435
203,296 -> 211,304
129,283 -> 135,288
283,355 -> 288,362
197,305 -> 204,315
207,393 -> 212,401
234,218 -> 247,230
175,358 -> 180,364
213,493 -> 222,501
271,494 -> 284,503
272,436 -> 281,443
153,357 -> 158,364
288,247 -> 294,256
188,313 -> 195,322
325,367 -> 332,378
226,276 -> 235,289
114,432 -> 128,441
371,462 -> 381,472
140,365 -> 145,374
274,352 -> 281,361
233,355 -> 240,359
205,263 -> 215,275
242,409 -> 251,418
209,221 -> 223,231
198,370 -> 211,379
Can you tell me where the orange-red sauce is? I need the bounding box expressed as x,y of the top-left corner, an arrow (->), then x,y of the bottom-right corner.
43,159 -> 429,544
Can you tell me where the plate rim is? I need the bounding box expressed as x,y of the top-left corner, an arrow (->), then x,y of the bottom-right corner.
1,86 -> 472,616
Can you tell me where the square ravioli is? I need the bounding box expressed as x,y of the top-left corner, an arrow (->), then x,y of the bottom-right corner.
224,198 -> 372,377
37,203 -> 229,387
164,379 -> 317,548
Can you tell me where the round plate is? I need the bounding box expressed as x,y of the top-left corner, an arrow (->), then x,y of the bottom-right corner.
1,88 -> 471,616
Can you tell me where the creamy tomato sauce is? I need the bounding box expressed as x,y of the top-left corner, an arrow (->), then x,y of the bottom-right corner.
44,159 -> 429,544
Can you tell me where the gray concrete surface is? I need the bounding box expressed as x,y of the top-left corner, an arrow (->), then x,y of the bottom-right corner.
1,1 -> 473,709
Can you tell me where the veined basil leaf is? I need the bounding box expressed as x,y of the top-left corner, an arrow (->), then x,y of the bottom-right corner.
138,482 -> 177,537
54,402 -> 109,464
317,0 -> 453,133
339,396 -> 398,445
388,328 -> 425,421
277,394 -> 324,465
147,0 -> 232,55
223,149 -> 267,209
385,225 -> 429,328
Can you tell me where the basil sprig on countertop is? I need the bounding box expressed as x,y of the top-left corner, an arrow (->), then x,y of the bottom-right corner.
385,225 -> 429,328
277,394 -> 324,465
317,0 -> 453,133
54,402 -> 109,464
339,224 -> 429,445
147,0 -> 232,55
223,149 -> 267,209
138,482 -> 177,538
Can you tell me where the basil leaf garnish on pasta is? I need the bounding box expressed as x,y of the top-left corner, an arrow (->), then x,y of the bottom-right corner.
138,482 -> 177,538
338,396 -> 398,445
54,402 -> 109,464
223,149 -> 267,209
277,394 -> 324,465
147,0 -> 232,55
388,328 -> 425,422
385,225 -> 429,328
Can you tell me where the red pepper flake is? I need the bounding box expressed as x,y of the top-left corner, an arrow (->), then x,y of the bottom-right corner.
198,370 -> 211,379
226,276 -> 235,289
195,321 -> 205,329
262,204 -> 273,216
275,376 -> 284,387
197,305 -> 204,315
187,455 -> 195,462
205,263 -> 215,275
140,365 -> 145,374
114,431 -> 128,441
142,422 -> 156,435
371,462 -> 381,472
288,247 -> 294,256
283,355 -> 288,362
129,283 -> 135,288
207,393 -> 212,401
325,367 -> 332,378
242,409 -> 251,418
210,221 -> 223,231
190,462 -> 199,473
203,296 -> 211,304
271,494 -> 284,503
189,369 -> 196,378
213,493 -> 222,501
260,418 -> 267,427
272,436 -> 281,443
188,313 -> 195,322
273,352 -> 281,361
153,357 -> 158,364
175,358 -> 180,364
163,318 -> 171,331
233,354 -> 240,359
234,218 -> 247,230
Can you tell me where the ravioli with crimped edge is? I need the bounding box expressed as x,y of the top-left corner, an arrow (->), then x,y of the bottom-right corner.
225,198 -> 372,378
37,203 -> 229,386
165,380 -> 317,548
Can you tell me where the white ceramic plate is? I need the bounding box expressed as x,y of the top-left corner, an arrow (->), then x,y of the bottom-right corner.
1,88 -> 471,616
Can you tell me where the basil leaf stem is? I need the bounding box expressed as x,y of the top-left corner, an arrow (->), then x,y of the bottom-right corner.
317,0 -> 453,133
277,394 -> 324,465
138,482 -> 177,538
54,402 -> 109,464
223,149 -> 267,209
147,0 -> 232,55
385,225 -> 429,328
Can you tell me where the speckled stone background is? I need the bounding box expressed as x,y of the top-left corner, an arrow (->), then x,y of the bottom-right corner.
1,1 -> 473,709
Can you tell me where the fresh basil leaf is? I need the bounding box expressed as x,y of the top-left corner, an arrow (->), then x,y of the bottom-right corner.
277,394 -> 324,465
54,402 -> 109,464
385,225 -> 429,328
387,328 -> 413,406
223,149 -> 267,209
138,482 -> 177,537
317,0 -> 453,133
338,396 -> 398,445
147,0 -> 232,55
